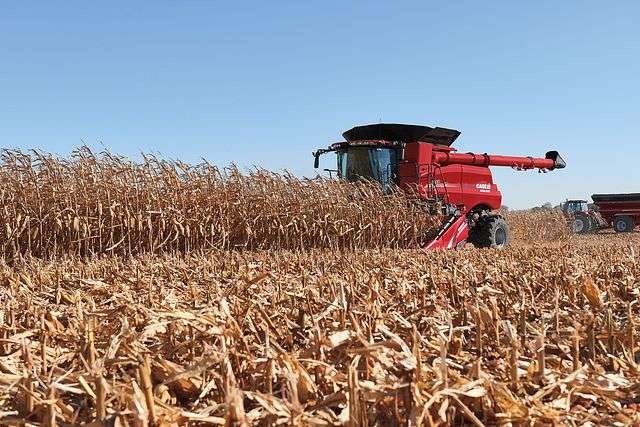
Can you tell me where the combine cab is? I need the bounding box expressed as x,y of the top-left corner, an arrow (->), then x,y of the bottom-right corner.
313,123 -> 566,250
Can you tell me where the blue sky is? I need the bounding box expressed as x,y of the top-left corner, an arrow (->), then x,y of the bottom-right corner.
1,1 -> 639,209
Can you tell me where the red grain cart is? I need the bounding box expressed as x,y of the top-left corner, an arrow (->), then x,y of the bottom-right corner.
591,193 -> 640,233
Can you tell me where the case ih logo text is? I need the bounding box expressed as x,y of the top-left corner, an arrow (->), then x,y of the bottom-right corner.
476,183 -> 491,193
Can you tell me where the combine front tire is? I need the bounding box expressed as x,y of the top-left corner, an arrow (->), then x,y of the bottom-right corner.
469,215 -> 511,249
614,216 -> 635,233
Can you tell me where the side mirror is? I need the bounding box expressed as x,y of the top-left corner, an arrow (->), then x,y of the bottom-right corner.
313,152 -> 320,169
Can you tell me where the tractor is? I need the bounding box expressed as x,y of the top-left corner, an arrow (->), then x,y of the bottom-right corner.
313,123 -> 565,250
561,199 -> 604,234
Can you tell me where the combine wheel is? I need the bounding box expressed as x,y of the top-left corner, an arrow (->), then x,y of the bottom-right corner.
469,215 -> 511,249
614,216 -> 635,233
571,216 -> 591,234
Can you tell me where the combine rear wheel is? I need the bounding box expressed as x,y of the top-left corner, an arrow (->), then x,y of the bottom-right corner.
614,216 -> 635,233
469,215 -> 511,249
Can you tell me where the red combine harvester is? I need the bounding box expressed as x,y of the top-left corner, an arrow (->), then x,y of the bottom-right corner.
313,124 -> 565,250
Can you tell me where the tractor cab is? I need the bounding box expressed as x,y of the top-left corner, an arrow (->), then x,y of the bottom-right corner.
562,200 -> 589,215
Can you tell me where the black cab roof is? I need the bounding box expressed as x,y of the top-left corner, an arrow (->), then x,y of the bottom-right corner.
342,123 -> 460,146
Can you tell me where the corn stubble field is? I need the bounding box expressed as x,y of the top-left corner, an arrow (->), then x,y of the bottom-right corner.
0,149 -> 639,426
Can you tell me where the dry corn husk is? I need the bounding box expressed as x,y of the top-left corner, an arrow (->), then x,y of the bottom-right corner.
0,233 -> 637,425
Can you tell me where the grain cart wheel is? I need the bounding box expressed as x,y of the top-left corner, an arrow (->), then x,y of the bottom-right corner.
614,216 -> 635,233
571,216 -> 590,234
469,215 -> 511,249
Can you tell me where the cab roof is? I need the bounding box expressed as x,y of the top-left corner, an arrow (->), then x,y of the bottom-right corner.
342,123 -> 460,146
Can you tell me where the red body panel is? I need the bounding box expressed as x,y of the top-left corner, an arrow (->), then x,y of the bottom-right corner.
400,141 -> 559,250
432,151 -> 556,170
593,200 -> 640,226
424,214 -> 469,250
400,142 -> 518,212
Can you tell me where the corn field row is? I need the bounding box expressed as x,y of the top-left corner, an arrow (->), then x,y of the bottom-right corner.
0,234 -> 638,425
0,148 -> 442,259
504,210 -> 570,243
